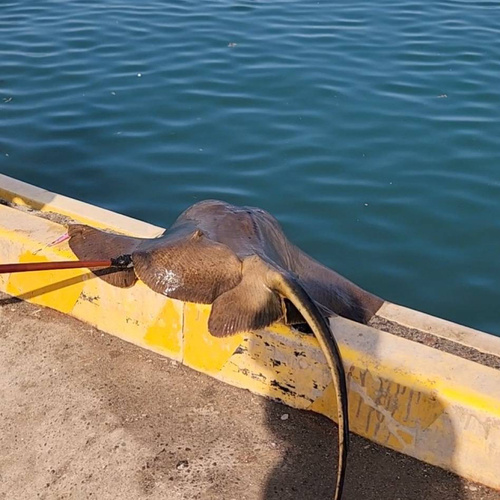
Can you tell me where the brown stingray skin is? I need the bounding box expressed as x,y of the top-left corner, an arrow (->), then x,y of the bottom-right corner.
67,199 -> 379,500
69,200 -> 383,328
181,200 -> 383,324
68,225 -> 140,288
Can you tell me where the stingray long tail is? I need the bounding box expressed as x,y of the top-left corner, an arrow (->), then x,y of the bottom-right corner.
269,271 -> 349,500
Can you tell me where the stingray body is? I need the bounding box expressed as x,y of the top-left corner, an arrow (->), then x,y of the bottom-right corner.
68,200 -> 383,500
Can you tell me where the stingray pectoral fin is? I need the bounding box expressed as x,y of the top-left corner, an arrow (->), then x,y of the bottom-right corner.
268,269 -> 349,500
132,233 -> 242,304
68,224 -> 141,288
208,268 -> 283,337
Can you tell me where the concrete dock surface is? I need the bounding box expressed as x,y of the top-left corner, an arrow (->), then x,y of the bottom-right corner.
1,294 -> 498,500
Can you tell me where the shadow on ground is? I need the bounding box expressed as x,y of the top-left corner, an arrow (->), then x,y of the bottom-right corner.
2,294 -> 498,500
263,400 -> 467,500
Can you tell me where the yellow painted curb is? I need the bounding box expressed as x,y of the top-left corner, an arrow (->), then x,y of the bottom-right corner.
1,177 -> 499,490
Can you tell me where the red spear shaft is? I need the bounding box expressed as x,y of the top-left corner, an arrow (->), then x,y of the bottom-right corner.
0,260 -> 113,274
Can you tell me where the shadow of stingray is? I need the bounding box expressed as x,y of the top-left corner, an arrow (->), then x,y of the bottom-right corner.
260,332 -> 466,500
262,402 -> 466,500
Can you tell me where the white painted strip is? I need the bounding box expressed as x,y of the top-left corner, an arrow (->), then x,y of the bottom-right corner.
0,173 -> 164,238
378,302 -> 500,357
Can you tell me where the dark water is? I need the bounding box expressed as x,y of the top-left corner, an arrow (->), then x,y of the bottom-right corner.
1,0 -> 499,335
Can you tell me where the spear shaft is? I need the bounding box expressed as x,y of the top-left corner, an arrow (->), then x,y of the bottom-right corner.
0,260 -> 113,274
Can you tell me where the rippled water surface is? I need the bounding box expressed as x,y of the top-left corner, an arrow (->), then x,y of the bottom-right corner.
1,0 -> 499,335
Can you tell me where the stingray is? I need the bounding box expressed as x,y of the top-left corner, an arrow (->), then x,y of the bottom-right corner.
65,200 -> 384,499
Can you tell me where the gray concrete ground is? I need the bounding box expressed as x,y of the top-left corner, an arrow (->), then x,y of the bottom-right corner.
1,294 -> 498,500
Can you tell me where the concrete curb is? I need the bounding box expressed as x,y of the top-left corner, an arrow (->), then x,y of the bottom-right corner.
0,174 -> 163,237
1,175 -> 499,489
377,302 -> 500,357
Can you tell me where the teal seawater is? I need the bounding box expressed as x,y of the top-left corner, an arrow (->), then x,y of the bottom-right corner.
1,0 -> 499,335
